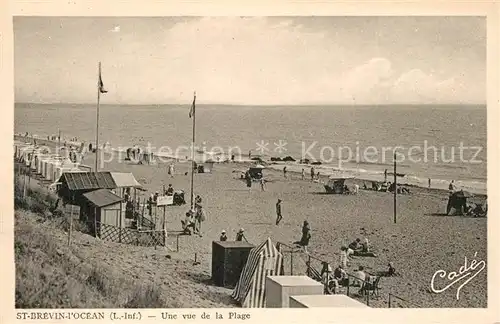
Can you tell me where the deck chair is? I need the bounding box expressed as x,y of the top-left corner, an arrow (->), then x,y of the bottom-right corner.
306,263 -> 336,294
360,276 -> 381,297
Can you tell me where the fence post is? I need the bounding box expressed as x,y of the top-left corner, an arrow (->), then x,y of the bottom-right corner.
290,250 -> 294,275
366,287 -> 370,306
176,234 -> 179,252
388,293 -> 391,308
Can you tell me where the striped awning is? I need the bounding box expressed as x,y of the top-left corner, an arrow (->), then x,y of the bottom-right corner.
231,238 -> 283,308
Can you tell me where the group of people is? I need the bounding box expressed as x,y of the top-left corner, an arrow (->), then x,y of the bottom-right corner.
313,237 -> 396,295
218,228 -> 249,242
181,195 -> 205,236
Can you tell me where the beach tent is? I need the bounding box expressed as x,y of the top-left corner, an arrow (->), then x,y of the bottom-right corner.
231,238 -> 283,308
446,190 -> 474,216
247,165 -> 265,180
324,176 -> 355,194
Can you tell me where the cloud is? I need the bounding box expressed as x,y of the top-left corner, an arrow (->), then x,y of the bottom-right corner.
14,17 -> 484,104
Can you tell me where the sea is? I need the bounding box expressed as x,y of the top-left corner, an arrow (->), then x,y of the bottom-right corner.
14,103 -> 487,194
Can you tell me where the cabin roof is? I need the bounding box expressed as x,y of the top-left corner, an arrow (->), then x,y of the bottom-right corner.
61,171 -> 117,191
82,189 -> 123,207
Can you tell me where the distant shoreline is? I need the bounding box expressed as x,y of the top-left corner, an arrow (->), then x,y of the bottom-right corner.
14,102 -> 487,108
14,133 -> 487,197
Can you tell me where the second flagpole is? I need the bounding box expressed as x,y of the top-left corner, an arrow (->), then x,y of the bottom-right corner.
190,91 -> 196,210
95,62 -> 101,172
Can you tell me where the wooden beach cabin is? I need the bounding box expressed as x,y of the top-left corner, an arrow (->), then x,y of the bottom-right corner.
57,171 -> 117,207
80,189 -> 125,237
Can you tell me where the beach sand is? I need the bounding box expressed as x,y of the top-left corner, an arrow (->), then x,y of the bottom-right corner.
15,137 -> 488,308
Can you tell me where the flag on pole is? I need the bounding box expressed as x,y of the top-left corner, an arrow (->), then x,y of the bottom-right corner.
98,63 -> 108,94
189,92 -> 196,118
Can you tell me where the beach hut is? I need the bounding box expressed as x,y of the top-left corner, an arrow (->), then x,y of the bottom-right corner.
324,176 -> 355,194
57,171 -> 117,206
80,189 -> 125,237
231,238 -> 284,308
247,165 -> 265,180
446,190 -> 474,216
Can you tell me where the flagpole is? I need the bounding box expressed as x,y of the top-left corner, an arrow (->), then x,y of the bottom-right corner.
95,62 -> 101,172
190,91 -> 196,210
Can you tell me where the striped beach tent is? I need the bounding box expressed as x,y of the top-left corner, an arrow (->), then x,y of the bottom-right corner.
231,238 -> 283,308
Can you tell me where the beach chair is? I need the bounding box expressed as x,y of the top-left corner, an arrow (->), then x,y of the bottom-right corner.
360,276 -> 381,297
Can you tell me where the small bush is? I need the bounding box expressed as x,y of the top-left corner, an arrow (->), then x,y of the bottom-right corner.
124,284 -> 165,308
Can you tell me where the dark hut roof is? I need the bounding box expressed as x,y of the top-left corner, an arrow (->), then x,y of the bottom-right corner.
61,171 -> 117,190
82,189 -> 123,207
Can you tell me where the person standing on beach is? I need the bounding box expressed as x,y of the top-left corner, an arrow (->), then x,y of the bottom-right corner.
384,169 -> 388,182
310,167 -> 315,181
194,204 -> 205,236
260,178 -> 266,191
428,178 -> 431,188
168,163 -> 175,178
449,180 -> 457,195
283,166 -> 287,179
301,168 -> 305,180
299,221 -> 311,253
275,199 -> 283,225
236,228 -> 248,242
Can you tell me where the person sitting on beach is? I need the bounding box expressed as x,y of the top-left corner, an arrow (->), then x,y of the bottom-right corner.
334,265 -> 348,286
320,262 -> 337,294
358,238 -> 378,257
219,230 -> 227,241
354,266 -> 367,287
348,238 -> 363,252
166,184 -> 174,196
236,228 -> 248,242
181,210 -> 195,235
387,262 -> 396,276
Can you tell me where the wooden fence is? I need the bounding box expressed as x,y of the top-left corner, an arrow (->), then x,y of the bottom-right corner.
97,222 -> 166,248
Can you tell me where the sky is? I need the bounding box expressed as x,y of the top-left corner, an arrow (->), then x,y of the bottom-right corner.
14,16 -> 486,105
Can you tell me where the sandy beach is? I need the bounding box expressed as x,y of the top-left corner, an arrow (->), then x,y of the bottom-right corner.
15,136 -> 488,308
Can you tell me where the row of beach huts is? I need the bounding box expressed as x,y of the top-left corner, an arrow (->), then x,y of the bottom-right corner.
14,140 -> 86,184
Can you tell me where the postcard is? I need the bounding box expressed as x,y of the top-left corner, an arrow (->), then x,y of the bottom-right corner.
1,1 -> 498,324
